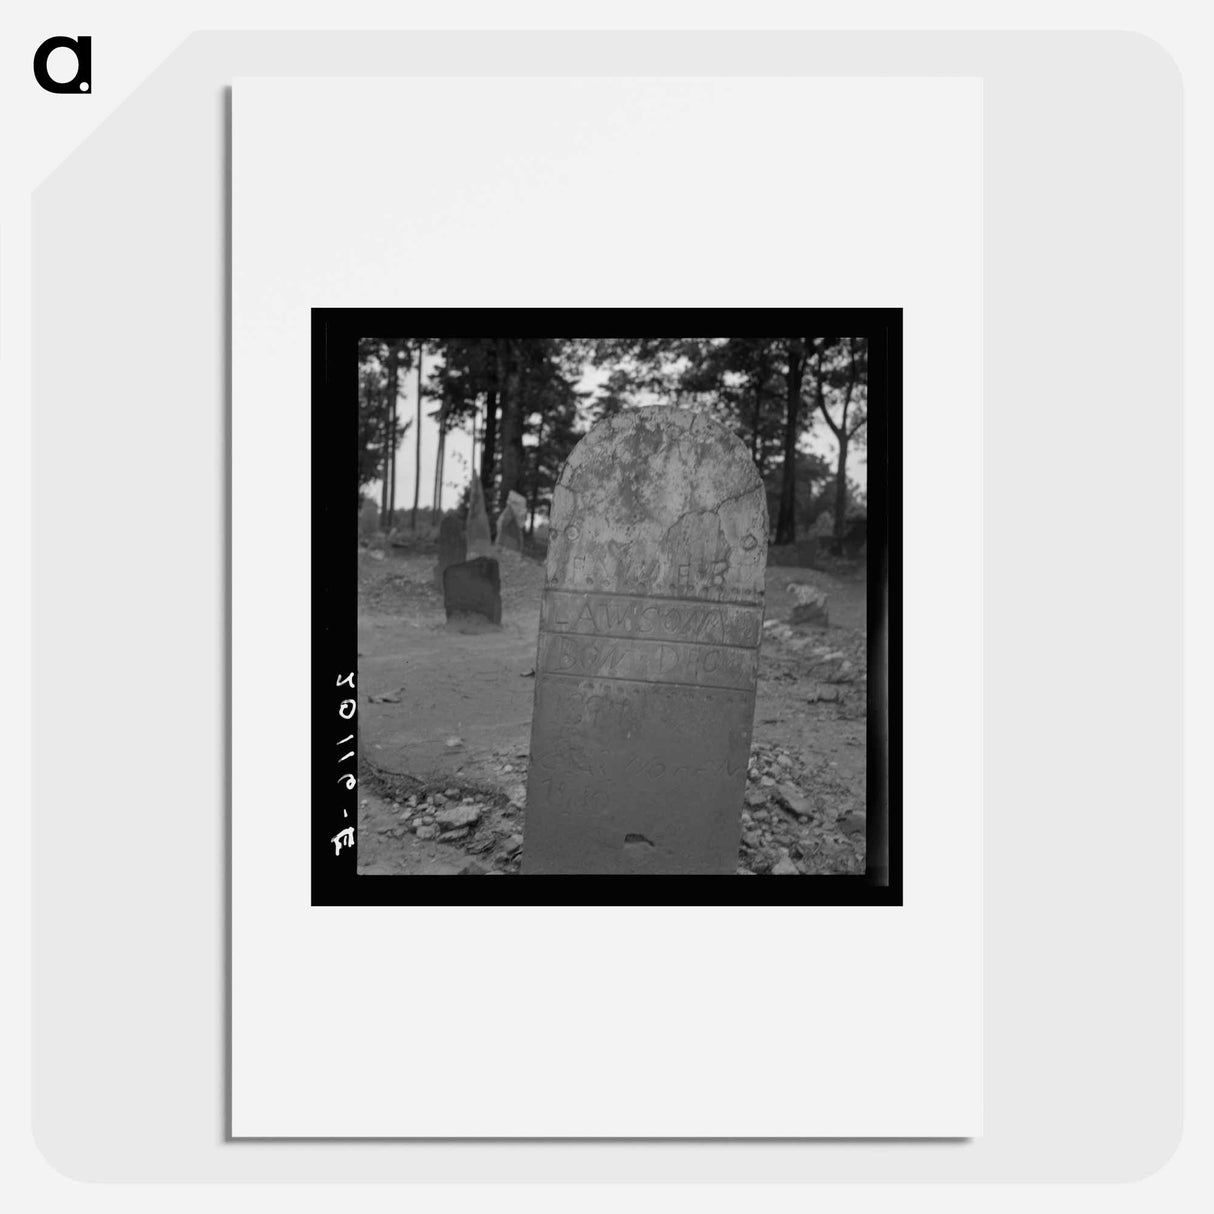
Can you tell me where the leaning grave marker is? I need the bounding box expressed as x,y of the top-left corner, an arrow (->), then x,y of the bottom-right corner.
434,511 -> 467,588
521,407 -> 768,875
466,476 -> 493,557
495,504 -> 523,553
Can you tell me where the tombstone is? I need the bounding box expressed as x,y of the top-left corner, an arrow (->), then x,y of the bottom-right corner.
442,556 -> 501,626
434,512 -> 467,589
521,407 -> 768,875
809,510 -> 834,539
466,477 -> 493,557
358,500 -> 379,541
495,505 -> 523,553
506,489 -> 528,528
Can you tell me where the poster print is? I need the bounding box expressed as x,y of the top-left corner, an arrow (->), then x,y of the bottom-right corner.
312,307 -> 901,906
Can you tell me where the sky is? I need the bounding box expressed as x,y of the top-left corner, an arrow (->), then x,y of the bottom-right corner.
365,349 -> 867,518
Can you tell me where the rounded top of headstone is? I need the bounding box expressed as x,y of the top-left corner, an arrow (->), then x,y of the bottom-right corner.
548,406 -> 768,604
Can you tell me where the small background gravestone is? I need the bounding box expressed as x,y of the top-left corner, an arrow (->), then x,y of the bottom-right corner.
434,512 -> 467,588
466,478 -> 493,557
506,490 -> 527,528
495,505 -> 523,553
521,406 -> 768,875
442,556 -> 502,627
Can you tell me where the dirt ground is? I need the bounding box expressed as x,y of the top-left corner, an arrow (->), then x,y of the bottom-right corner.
356,536 -> 867,877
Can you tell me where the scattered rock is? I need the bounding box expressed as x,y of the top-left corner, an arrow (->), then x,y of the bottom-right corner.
414,824 -> 437,841
839,813 -> 866,836
786,581 -> 829,627
806,685 -> 842,703
807,649 -> 856,683
444,736 -> 464,750
772,854 -> 800,876
763,620 -> 794,642
434,803 -> 483,829
777,784 -> 812,818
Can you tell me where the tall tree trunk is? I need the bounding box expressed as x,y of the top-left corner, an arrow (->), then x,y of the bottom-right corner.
832,339 -> 858,545
470,400 -> 478,481
380,347 -> 397,527
499,339 -> 525,511
432,406 -> 446,515
411,340 -> 423,530
527,404 -> 545,538
774,338 -> 806,545
750,373 -> 761,465
833,438 -> 849,545
481,338 -> 500,501
387,392 -> 396,526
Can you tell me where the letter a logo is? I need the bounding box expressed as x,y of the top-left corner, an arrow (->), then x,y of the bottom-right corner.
33,36 -> 92,94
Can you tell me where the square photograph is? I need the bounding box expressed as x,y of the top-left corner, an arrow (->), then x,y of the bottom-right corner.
313,308 -> 900,904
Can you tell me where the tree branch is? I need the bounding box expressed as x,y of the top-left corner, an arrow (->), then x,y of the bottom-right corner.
814,341 -> 842,439
839,337 -> 857,433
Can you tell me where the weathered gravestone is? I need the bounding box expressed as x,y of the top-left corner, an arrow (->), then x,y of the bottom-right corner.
521,407 -> 768,875
466,477 -> 493,557
434,512 -> 467,589
495,504 -> 523,553
506,490 -> 527,527
442,556 -> 502,626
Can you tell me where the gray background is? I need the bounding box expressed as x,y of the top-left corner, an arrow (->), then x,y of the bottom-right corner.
31,31 -> 1181,1180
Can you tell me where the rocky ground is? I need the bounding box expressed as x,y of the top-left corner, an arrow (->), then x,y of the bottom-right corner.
356,535 -> 867,877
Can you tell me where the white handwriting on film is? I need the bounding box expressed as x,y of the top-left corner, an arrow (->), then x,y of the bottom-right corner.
332,672 -> 356,855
